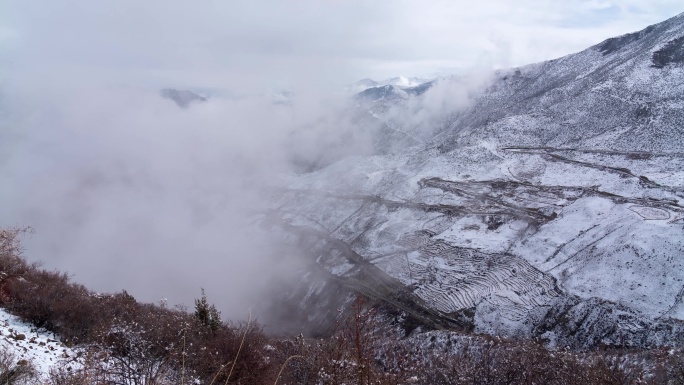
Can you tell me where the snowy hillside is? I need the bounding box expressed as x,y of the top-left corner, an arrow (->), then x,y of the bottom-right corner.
264,12 -> 684,348
0,308 -> 81,380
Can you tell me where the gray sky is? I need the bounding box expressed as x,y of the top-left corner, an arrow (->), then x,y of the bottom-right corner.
2,1 -> 682,90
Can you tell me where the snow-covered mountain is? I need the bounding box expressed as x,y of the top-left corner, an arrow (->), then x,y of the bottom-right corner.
350,78 -> 380,92
350,76 -> 433,94
263,12 -> 684,348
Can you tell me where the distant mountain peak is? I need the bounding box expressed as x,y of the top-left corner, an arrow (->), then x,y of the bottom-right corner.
350,76 -> 434,94
356,78 -> 379,87
355,84 -> 408,103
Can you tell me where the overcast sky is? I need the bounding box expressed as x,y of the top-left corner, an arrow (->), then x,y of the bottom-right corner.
2,1 -> 683,91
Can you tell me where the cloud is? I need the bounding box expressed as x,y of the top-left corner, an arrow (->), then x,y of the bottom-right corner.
3,0 -> 682,85
383,73 -> 493,142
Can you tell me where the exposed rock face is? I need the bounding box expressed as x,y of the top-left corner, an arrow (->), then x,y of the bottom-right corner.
652,35 -> 684,68
160,88 -> 207,108
265,12 -> 684,348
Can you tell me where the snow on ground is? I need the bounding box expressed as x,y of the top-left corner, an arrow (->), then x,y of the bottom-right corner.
0,307 -> 81,379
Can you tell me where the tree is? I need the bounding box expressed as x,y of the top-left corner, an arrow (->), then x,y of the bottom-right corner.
194,288 -> 221,332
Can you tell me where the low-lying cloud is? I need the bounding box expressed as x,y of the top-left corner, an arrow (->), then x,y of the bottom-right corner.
0,72 -> 492,325
0,81 -> 374,320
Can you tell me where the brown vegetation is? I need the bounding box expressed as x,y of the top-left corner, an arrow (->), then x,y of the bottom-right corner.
0,226 -> 683,384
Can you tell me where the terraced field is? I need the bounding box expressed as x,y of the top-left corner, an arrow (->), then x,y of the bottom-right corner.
265,13 -> 684,348
268,144 -> 684,346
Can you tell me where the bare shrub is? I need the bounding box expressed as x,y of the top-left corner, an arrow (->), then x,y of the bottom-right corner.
271,296 -> 406,385
185,320 -> 274,384
4,266 -> 121,348
47,355 -> 108,385
0,227 -> 35,304
2,227 -> 682,385
0,347 -> 37,385
410,337 -> 650,385
649,347 -> 684,384
0,227 -> 32,263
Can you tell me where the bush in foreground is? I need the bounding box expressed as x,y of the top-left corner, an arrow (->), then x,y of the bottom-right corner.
1,227 -> 683,384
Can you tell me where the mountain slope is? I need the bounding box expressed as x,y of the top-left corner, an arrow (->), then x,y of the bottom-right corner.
265,12 -> 684,348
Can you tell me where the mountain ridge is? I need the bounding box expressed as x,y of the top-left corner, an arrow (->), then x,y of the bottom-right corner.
264,11 -> 684,349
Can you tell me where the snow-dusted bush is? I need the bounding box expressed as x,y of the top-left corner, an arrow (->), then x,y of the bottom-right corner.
0,348 -> 37,385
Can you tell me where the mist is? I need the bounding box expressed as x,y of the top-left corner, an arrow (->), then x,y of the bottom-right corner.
0,76 -> 379,319
0,74 -> 489,324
